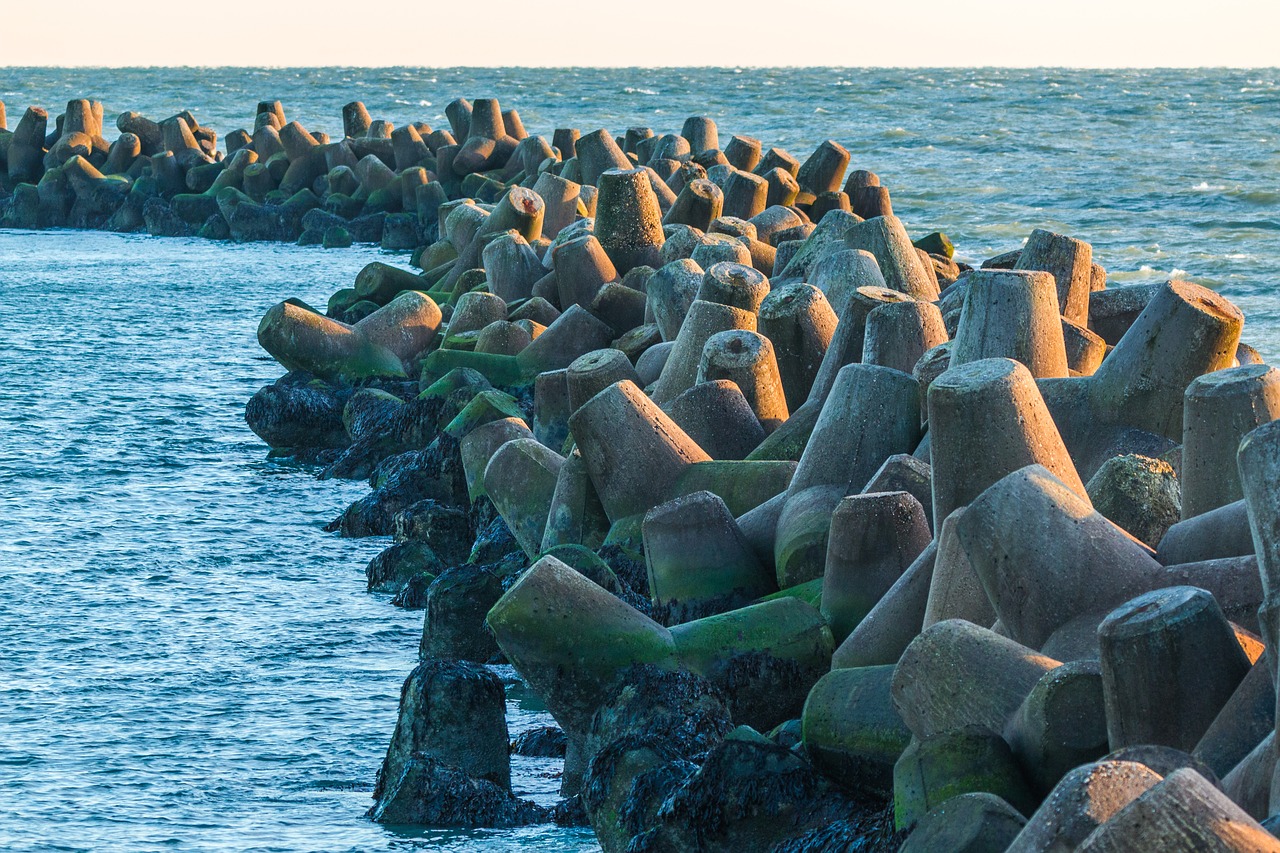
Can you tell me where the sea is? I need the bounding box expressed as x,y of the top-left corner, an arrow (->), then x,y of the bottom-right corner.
0,67 -> 1277,852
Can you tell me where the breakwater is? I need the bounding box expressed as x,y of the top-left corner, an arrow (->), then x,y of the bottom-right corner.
242,91 -> 1280,851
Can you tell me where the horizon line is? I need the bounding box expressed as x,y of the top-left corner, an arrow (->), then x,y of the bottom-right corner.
3,64 -> 1278,71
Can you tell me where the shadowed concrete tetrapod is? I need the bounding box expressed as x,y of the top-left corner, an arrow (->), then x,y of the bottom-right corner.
923,507 -> 996,629
643,490 -> 776,624
1099,586 -> 1252,753
541,453 -> 611,553
568,380 -> 711,523
1237,419 -> 1280,687
891,618 -> 1061,741
809,248 -> 887,318
486,555 -> 678,788
802,665 -> 912,798
949,269 -> 1069,378
862,300 -> 948,376
650,300 -> 756,405
757,283 -> 838,411
647,259 -> 703,342
1003,660 -> 1110,795
831,540 -> 937,669
664,380 -> 765,461
1182,365 -> 1280,520
928,358 -> 1086,527
956,464 -> 1162,650
671,596 -> 832,732
821,491 -> 932,643
483,438 -> 565,560
900,792 -> 1028,853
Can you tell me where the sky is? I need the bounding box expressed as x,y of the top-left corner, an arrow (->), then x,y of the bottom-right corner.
2,0 -> 1278,67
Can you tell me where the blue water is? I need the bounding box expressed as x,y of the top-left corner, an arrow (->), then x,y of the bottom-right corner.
0,67 -> 1278,850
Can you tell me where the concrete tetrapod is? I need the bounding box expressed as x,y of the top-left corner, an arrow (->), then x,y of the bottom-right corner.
949,268 -> 1070,378
801,664 -> 912,798
485,554 -> 678,752
642,490 -> 776,624
664,380 -> 766,461
1006,760 -> 1163,853
843,214 -> 939,301
483,438 -> 565,560
830,540 -> 938,669
1044,279 -> 1244,452
257,299 -> 406,382
649,300 -> 756,405
1075,767 -> 1279,852
565,349 -> 640,414
1012,228 -> 1094,327
568,379 -> 711,523
923,507 -> 997,629
696,261 -> 770,313
594,167 -> 665,274
1182,365 -> 1280,520
1098,586 -> 1251,753
697,330 -> 790,433
891,618 -> 1061,741
807,285 -> 917,414
809,248 -> 887,317
900,792 -> 1028,853
862,453 -> 935,530
821,491 -> 932,644
756,283 -> 838,411
788,362 -> 923,498
1158,499 -> 1256,564
459,417 -> 535,501
1239,419 -> 1280,668
956,464 -> 1163,650
647,259 -> 703,342
862,300 -> 948,376
893,725 -> 1038,831
928,358 -> 1087,527
670,596 -> 833,731
540,453 -> 611,553
1003,660 -> 1110,795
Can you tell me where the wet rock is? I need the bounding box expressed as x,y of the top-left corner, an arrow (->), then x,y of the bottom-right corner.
421,563 -> 508,663
512,726 -> 568,758
244,372 -> 349,450
1085,453 -> 1181,548
368,753 -> 547,827
393,499 -> 473,565
366,539 -> 443,594
581,666 -> 734,853
631,733 -> 873,853
389,569 -> 437,609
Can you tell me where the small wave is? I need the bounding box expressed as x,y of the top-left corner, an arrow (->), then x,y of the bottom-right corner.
1170,268 -> 1189,278
623,87 -> 659,95
814,107 -> 830,113
1191,182 -> 1227,191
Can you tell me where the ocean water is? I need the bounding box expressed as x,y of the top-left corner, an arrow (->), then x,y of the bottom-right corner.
0,67 -> 1277,851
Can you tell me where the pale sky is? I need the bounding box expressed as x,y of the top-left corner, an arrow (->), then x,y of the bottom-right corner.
3,0 -> 1278,67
